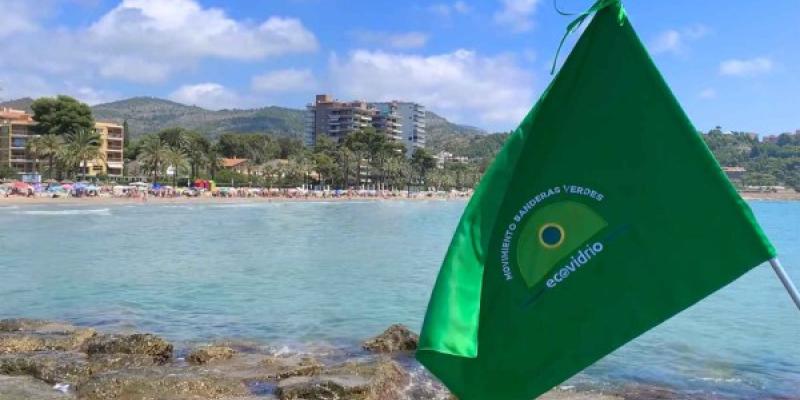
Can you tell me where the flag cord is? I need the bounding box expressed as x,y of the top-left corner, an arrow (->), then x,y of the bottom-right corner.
550,0 -> 626,75
769,258 -> 800,311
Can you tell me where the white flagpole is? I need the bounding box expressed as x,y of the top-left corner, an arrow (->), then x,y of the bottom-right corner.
769,258 -> 800,311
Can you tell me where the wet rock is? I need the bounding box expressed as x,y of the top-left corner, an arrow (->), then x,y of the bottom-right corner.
541,388 -> 623,400
0,375 -> 76,400
276,375 -> 370,400
259,355 -> 323,379
85,333 -> 173,363
0,319 -> 96,354
88,353 -> 160,371
76,366 -> 248,400
187,345 -> 237,365
276,358 -> 410,400
362,324 -> 418,353
0,351 -> 92,385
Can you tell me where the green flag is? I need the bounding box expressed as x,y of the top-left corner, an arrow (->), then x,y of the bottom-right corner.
416,1 -> 776,399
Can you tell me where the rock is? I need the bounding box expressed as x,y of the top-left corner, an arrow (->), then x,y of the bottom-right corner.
259,355 -> 323,379
87,353 -> 160,371
276,375 -> 370,400
76,366 -> 249,400
362,324 -> 418,353
85,333 -> 173,364
187,345 -> 236,365
0,351 -> 92,385
0,319 -> 96,354
276,358 -> 410,400
0,375 -> 76,400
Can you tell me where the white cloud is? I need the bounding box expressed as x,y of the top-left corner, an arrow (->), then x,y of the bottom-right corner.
251,69 -> 316,93
650,24 -> 710,55
169,83 -> 241,110
0,0 -> 44,38
353,31 -> 429,49
97,56 -> 173,84
494,0 -> 541,33
429,1 -> 471,17
330,49 -> 534,126
0,0 -> 319,86
720,57 -> 773,77
699,88 -> 717,99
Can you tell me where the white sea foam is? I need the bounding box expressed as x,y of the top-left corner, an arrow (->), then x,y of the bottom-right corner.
19,208 -> 111,216
53,383 -> 70,393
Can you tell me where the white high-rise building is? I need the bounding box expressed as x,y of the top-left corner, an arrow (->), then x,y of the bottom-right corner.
371,101 -> 426,157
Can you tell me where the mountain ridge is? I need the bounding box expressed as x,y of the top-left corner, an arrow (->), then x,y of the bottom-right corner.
1,97 -> 488,151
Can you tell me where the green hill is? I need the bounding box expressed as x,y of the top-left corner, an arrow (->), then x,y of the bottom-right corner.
3,95 -> 500,160
90,97 -> 306,139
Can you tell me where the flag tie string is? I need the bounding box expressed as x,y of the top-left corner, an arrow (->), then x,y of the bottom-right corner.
551,0 -> 626,75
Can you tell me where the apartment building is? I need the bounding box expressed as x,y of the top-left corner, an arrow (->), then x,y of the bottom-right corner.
92,122 -> 125,177
305,95 -> 426,157
0,108 -> 125,178
0,108 -> 37,173
371,101 -> 426,156
305,95 -> 375,146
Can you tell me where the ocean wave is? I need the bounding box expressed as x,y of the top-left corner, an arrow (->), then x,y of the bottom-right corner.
18,208 -> 112,216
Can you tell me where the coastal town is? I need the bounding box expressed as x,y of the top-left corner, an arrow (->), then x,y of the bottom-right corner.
1,94 -> 481,202
2,94 -> 799,203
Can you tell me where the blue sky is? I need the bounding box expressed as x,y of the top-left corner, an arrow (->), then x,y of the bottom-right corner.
0,0 -> 797,134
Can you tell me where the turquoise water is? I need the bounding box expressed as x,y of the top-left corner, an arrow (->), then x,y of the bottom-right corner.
0,200 -> 798,398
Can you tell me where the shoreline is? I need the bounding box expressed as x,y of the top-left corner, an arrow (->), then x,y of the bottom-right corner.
1,190 -> 798,206
0,318 -> 736,400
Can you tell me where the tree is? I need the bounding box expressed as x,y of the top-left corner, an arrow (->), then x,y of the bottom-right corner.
30,95 -> 94,136
25,136 -> 44,174
36,135 -> 64,179
185,133 -> 211,180
0,164 -> 17,179
163,148 -> 188,187
411,148 -> 436,189
65,129 -> 104,180
122,119 -> 130,146
137,135 -> 169,182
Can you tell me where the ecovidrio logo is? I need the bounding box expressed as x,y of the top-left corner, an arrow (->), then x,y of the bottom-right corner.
499,185 -> 609,291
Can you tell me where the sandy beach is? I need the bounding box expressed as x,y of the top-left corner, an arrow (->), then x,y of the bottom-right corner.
2,189 -> 798,206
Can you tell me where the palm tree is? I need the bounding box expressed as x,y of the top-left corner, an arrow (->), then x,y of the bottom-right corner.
25,136 -> 44,174
65,129 -> 104,180
37,135 -> 64,180
163,148 -> 188,187
137,135 -> 169,182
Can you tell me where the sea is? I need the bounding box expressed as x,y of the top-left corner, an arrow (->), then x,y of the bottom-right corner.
0,200 -> 798,399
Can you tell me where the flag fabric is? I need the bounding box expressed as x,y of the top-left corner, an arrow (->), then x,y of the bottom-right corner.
415,1 -> 776,399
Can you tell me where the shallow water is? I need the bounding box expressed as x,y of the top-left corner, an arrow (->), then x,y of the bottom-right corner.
0,200 -> 798,398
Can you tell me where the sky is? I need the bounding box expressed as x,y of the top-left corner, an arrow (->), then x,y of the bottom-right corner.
0,0 -> 797,134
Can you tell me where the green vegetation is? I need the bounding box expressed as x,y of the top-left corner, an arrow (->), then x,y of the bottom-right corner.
30,95 -> 94,137
702,128 -> 800,191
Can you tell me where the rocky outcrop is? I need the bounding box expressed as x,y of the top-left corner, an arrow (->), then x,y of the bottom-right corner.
187,345 -> 236,365
362,324 -> 418,353
0,351 -> 92,385
276,358 -> 411,400
76,367 -> 249,400
0,375 -> 76,400
85,333 -> 173,364
0,320 -> 650,400
259,354 -> 323,380
0,319 -> 96,354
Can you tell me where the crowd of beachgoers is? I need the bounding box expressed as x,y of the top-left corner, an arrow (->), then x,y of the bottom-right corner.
0,179 -> 474,204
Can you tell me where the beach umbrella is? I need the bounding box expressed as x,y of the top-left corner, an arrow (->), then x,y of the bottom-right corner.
12,181 -> 32,191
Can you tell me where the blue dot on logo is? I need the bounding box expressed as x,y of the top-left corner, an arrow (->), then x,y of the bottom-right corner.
540,225 -> 563,247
